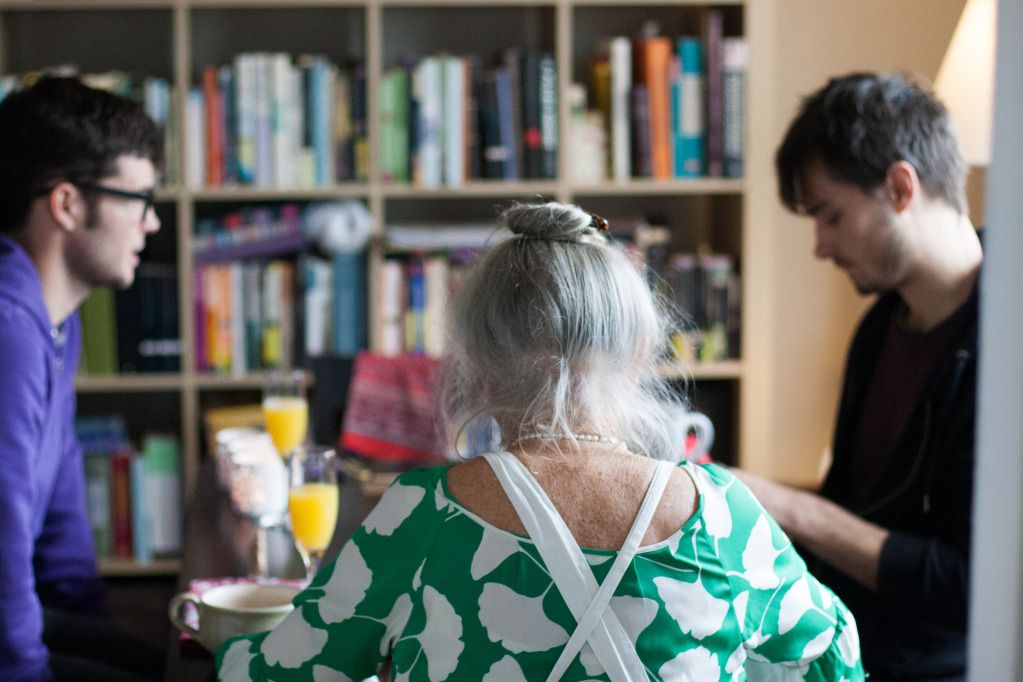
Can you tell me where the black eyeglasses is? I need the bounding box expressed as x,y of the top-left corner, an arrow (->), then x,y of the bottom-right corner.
76,183 -> 156,223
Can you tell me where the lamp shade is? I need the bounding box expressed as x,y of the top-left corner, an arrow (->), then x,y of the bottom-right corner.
934,0 -> 997,165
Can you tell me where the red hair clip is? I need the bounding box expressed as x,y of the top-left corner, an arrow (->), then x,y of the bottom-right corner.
588,212 -> 609,232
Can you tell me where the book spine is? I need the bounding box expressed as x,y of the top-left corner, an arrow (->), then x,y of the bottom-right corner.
722,37 -> 748,179
234,53 -> 257,184
538,53 -> 558,180
479,69 -> 505,179
144,435 -> 183,556
413,56 -> 443,189
378,259 -> 406,356
503,47 -> 523,180
185,87 -> 205,188
229,262 -> 246,376
79,287 -> 118,375
521,50 -> 542,179
130,455 -> 153,562
494,67 -> 518,180
202,66 -> 224,187
332,66 -> 353,182
405,257 -> 426,354
642,36 -> 673,179
631,84 -> 652,178
443,55 -> 466,187
704,10 -> 725,177
83,454 -> 112,559
609,37 -> 632,181
110,451 -> 133,559
423,256 -> 449,357
218,66 -> 238,185
332,252 -> 366,356
676,38 -> 705,177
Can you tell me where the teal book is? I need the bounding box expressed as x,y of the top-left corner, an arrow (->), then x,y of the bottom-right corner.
675,37 -> 705,178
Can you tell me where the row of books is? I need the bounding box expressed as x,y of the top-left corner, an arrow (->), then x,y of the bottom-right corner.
577,15 -> 747,182
188,53 -> 367,189
0,69 -> 179,186
79,265 -> 181,375
374,220 -> 741,362
380,47 -> 558,187
78,417 -> 183,562
194,252 -> 368,374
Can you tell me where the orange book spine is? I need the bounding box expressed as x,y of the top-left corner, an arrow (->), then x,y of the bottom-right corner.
642,36 -> 673,179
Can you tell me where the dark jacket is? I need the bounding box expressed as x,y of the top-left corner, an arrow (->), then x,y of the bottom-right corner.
815,287 -> 977,681
0,236 -> 105,681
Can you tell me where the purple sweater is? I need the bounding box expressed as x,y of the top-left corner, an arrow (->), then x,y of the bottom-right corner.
0,236 -> 105,681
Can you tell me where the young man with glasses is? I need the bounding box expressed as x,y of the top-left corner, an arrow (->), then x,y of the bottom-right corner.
0,76 -> 164,681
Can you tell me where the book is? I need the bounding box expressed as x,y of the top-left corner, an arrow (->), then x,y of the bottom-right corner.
640,35 -> 673,179
79,287 -> 118,375
143,434 -> 183,556
631,84 -> 652,177
704,9 -> 725,177
722,37 -> 748,179
494,66 -> 519,180
675,38 -> 705,178
332,251 -> 367,356
412,56 -> 443,188
538,53 -> 558,179
478,69 -> 505,179
608,37 -> 632,181
83,453 -> 113,558
130,455 -> 152,562
110,450 -> 134,559
442,55 -> 466,187
521,50 -> 542,179
378,259 -> 405,356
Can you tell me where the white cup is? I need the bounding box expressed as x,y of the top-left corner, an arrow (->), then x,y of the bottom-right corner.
168,582 -> 300,654
227,446 -> 288,522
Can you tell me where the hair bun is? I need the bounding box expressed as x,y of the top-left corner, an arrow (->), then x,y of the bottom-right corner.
501,202 -> 608,245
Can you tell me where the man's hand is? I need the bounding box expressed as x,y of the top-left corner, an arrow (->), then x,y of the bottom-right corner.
731,468 -> 889,591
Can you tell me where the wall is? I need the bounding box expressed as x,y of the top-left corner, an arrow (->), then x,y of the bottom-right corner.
743,0 -> 966,484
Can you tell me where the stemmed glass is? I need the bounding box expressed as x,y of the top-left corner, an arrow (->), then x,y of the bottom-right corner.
287,446 -> 339,583
263,370 -> 309,460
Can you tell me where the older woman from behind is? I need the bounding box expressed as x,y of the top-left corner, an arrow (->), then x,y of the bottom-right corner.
217,202 -> 863,681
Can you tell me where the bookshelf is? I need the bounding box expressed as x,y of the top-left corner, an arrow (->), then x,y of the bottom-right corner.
0,0 -> 761,576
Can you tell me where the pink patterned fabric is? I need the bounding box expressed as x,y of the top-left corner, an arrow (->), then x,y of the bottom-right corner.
340,352 -> 444,463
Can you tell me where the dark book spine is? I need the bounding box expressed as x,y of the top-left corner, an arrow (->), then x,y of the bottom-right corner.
704,9 -> 724,177
631,84 -> 652,178
521,50 -> 542,179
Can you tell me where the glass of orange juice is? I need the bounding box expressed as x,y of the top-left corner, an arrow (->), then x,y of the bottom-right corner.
288,445 -> 339,583
263,370 -> 308,458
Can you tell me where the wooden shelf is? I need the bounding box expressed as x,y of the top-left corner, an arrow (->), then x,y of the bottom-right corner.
98,557 -> 182,577
659,360 -> 743,381
75,374 -> 184,392
2,0 -> 755,576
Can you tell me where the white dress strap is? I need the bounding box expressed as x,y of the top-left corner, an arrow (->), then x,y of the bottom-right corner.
482,452 -> 673,682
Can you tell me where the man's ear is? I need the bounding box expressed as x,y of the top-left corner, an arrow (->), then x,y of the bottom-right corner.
884,161 -> 918,213
45,182 -> 83,232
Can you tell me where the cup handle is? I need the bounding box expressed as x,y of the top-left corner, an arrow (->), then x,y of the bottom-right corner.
168,592 -> 202,641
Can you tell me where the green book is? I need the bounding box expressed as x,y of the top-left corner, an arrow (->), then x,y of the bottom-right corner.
79,287 -> 118,375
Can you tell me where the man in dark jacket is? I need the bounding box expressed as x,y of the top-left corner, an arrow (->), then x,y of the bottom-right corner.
735,72 -> 981,680
0,77 -> 164,681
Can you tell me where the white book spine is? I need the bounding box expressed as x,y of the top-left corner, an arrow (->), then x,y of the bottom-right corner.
443,56 -> 465,187
186,88 -> 205,188
610,36 -> 632,182
379,260 -> 406,356
424,256 -> 450,356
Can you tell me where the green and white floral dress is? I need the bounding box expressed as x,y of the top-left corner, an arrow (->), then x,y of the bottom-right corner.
217,461 -> 863,681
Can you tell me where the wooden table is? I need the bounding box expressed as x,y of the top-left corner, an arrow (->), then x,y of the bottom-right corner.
164,459 -> 379,680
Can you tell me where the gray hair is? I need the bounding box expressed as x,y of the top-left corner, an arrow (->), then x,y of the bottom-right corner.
439,201 -> 686,459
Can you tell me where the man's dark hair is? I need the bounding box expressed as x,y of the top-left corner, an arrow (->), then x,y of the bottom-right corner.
776,72 -> 967,215
0,76 -> 163,233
